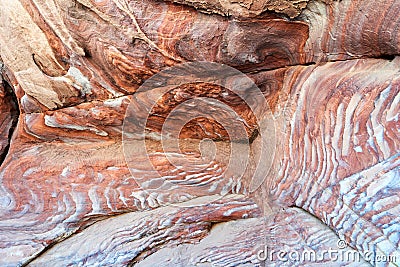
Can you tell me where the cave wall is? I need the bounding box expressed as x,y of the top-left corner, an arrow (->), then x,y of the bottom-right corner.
0,0 -> 399,266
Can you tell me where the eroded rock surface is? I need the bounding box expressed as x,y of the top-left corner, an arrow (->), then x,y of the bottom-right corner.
0,0 -> 399,266
164,0 -> 330,18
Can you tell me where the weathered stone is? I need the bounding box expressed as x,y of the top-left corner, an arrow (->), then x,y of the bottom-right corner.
0,0 -> 399,266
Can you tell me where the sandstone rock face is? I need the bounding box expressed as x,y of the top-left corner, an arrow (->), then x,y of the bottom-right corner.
0,73 -> 18,161
0,0 -> 399,266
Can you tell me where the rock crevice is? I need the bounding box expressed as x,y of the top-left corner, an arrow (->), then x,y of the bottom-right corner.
0,74 -> 19,167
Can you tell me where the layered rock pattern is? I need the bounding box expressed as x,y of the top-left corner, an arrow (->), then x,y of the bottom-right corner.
0,73 -> 18,161
0,0 -> 399,266
267,58 -> 400,264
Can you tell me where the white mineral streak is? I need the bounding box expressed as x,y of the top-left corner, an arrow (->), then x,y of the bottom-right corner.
44,115 -> 108,136
271,58 -> 400,265
31,0 -> 86,56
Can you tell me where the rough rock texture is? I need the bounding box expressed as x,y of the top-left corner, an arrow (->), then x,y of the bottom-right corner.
0,0 -> 399,266
0,73 -> 18,161
265,57 -> 400,264
31,205 -> 368,266
164,0 -> 313,18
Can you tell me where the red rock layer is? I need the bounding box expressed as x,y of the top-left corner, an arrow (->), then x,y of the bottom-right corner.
0,0 -> 308,114
0,0 -> 399,266
20,68 -> 284,142
303,0 -> 400,62
2,0 -> 399,115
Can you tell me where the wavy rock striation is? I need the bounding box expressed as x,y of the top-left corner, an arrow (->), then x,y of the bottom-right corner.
0,0 -> 399,266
